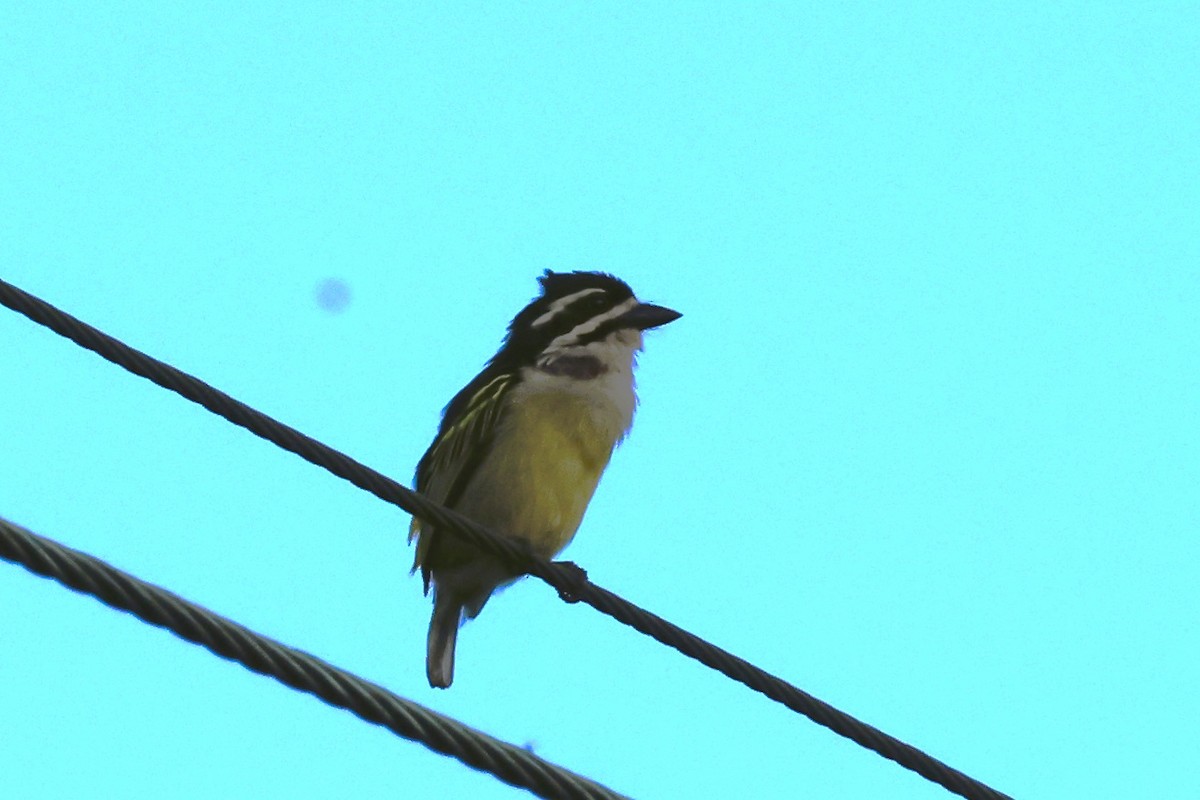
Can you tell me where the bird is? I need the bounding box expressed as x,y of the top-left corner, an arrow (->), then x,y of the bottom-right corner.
409,270 -> 680,688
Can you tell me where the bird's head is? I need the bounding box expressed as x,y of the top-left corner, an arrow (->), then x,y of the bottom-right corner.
499,271 -> 681,370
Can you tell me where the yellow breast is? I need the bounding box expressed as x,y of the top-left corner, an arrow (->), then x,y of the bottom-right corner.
455,388 -> 621,558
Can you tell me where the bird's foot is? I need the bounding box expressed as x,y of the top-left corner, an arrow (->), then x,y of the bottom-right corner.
552,561 -> 589,603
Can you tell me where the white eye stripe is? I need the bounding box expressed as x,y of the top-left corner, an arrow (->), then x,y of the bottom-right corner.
530,288 -> 606,329
545,296 -> 638,351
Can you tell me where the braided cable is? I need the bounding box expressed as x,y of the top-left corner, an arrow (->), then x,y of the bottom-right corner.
0,516 -> 627,800
0,277 -> 1012,800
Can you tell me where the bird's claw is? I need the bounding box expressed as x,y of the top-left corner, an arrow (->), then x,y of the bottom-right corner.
553,561 -> 589,603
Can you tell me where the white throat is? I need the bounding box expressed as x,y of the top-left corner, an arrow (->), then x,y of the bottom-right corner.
522,328 -> 643,442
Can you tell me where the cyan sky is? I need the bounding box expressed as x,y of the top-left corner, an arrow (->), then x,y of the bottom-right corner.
2,3 -> 1197,798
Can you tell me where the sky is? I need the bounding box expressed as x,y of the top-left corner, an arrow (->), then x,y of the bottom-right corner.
1,2 -> 1197,798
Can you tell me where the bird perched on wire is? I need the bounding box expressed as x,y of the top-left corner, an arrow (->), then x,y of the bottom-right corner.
409,270 -> 680,688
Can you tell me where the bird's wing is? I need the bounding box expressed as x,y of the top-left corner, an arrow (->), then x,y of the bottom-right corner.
409,370 -> 515,587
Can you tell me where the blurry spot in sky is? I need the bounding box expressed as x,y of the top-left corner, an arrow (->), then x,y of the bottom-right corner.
315,278 -> 352,314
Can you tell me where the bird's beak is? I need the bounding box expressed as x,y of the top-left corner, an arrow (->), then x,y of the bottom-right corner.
621,302 -> 682,331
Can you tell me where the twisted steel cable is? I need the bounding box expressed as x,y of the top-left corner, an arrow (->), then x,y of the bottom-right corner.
0,277 -> 1013,800
0,516 -> 627,800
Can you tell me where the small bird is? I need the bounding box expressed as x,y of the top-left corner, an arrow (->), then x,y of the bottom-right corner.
410,270 -> 680,688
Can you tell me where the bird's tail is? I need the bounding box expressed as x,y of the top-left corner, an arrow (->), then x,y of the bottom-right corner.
426,595 -> 462,689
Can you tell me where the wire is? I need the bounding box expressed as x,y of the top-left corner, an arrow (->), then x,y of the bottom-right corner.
0,516 -> 628,800
0,277 -> 1013,800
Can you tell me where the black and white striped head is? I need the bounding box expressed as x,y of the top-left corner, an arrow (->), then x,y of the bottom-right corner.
497,271 -> 680,371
